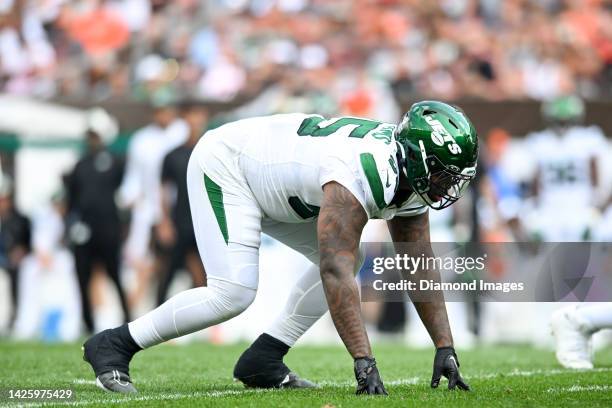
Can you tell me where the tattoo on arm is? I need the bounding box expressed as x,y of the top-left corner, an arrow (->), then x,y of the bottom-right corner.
318,182 -> 370,358
387,212 -> 453,348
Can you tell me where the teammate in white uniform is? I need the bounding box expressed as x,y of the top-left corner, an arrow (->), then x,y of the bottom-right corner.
119,112 -> 188,264
528,96 -> 611,369
551,192 -> 612,370
523,96 -> 605,241
118,104 -> 188,307
83,101 -> 478,395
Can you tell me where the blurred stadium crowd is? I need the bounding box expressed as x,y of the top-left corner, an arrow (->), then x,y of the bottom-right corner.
0,0 -> 611,347
2,0 -> 612,106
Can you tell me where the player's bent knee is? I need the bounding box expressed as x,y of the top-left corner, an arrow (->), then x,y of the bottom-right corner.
207,279 -> 257,318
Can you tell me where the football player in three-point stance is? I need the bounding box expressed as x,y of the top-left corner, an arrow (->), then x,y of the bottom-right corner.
83,100 -> 477,395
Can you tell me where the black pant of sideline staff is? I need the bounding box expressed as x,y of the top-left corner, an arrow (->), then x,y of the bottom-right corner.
6,266 -> 19,327
74,231 -> 131,333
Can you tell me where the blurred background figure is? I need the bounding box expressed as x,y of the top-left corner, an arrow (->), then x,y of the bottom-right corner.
118,98 -> 188,310
522,95 -> 606,242
13,191 -> 80,342
65,126 -> 129,334
478,127 -> 525,242
156,102 -> 208,305
0,0 -> 56,97
0,175 -> 30,331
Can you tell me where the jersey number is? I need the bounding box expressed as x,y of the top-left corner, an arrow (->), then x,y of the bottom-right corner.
297,116 -> 380,138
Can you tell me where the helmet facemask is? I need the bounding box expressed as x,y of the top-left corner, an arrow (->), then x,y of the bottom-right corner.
405,140 -> 476,210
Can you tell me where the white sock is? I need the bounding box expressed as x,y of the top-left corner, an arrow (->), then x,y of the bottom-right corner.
128,279 -> 256,349
576,304 -> 612,332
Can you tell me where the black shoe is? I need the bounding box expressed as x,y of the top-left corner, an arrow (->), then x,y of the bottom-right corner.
233,333 -> 317,389
94,370 -> 137,393
279,372 -> 317,389
82,324 -> 141,393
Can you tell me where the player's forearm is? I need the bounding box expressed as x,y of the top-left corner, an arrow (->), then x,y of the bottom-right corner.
387,213 -> 453,348
317,182 -> 370,359
413,302 -> 453,348
403,247 -> 453,348
411,298 -> 453,348
320,257 -> 372,359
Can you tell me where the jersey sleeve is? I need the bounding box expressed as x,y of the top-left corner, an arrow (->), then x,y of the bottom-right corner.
359,139 -> 428,219
393,203 -> 428,217
319,138 -> 400,219
319,149 -> 372,218
581,126 -> 607,156
356,149 -> 398,218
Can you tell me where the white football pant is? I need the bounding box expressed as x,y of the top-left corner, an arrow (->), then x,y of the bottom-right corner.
128,137 -> 347,349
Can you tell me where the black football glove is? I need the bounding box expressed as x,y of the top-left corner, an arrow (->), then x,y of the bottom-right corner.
354,357 -> 388,395
431,347 -> 470,391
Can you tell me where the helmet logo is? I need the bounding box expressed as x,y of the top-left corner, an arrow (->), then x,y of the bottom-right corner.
448,164 -> 460,172
424,115 -> 462,155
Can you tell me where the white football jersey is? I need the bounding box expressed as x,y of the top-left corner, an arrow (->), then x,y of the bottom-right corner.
525,125 -> 605,209
119,119 -> 189,219
201,113 -> 427,223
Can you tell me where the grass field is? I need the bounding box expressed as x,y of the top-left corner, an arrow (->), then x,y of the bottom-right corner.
1,341 -> 611,407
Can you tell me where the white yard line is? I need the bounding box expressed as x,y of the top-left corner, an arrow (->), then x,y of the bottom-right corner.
1,389 -> 262,408
473,367 -> 612,380
71,379 -> 96,385
317,377 -> 421,387
5,368 -> 610,408
547,385 -> 612,393
320,367 -> 612,387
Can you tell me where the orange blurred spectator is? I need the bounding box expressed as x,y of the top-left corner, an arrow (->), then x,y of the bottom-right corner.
58,2 -> 129,56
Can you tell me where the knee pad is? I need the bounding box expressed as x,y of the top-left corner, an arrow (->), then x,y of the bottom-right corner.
207,279 -> 257,319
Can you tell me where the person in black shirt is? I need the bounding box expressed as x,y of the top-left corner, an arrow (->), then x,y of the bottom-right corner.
66,129 -> 130,333
0,176 -> 31,329
156,103 -> 208,305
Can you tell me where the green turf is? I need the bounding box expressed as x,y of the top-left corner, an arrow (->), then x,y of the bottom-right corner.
1,341 -> 611,407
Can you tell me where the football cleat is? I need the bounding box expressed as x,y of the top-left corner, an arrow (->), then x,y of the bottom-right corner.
279,372 -> 317,389
233,333 -> 317,389
95,370 -> 137,394
233,360 -> 318,389
235,371 -> 317,389
82,325 -> 140,393
551,306 -> 594,369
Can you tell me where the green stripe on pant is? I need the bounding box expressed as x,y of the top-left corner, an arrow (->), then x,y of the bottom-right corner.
203,174 -> 229,244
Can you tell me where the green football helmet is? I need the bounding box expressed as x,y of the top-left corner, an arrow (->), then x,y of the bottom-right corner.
542,95 -> 584,124
395,101 -> 479,210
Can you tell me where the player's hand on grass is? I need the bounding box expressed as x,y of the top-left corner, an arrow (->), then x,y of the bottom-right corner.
431,347 -> 470,391
354,357 -> 388,395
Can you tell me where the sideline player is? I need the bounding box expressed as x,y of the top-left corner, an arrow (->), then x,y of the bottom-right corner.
83,101 -> 477,395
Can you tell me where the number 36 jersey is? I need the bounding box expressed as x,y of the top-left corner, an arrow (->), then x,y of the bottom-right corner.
197,113 -> 428,223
